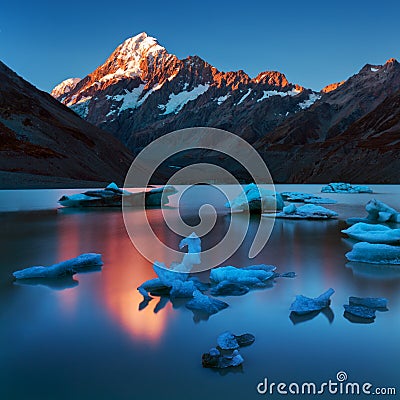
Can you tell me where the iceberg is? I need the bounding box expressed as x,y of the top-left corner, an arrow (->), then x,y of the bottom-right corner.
169,280 -> 197,299
265,204 -> 338,219
210,265 -> 275,287
226,183 -> 284,213
321,183 -> 373,193
202,348 -> 244,369
345,242 -> 400,264
171,232 -> 201,272
290,288 -> 335,315
13,253 -> 103,279
186,290 -> 229,316
58,183 -> 177,208
342,223 -> 400,244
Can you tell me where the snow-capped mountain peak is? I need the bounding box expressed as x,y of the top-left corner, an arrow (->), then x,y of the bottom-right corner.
50,78 -> 81,98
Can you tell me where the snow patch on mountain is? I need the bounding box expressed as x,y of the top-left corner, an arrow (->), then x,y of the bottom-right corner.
298,93 -> 321,110
237,88 -> 252,105
216,94 -> 230,105
257,88 -> 301,102
160,84 -> 210,115
70,97 -> 91,118
371,67 -> 379,72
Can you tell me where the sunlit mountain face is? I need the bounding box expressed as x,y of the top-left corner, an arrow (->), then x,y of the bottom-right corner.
51,33 -> 400,184
52,32 -> 318,151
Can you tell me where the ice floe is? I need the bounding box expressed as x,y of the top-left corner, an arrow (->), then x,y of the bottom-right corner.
13,253 -> 103,279
345,242 -> 400,264
321,183 -> 373,193
264,203 -> 338,219
289,288 -> 335,315
226,183 -> 284,213
342,223 -> 400,244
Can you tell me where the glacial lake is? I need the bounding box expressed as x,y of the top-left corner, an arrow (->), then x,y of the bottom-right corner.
0,185 -> 399,399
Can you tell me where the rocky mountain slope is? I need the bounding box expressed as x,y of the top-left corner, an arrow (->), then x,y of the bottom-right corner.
253,59 -> 400,183
53,32 -> 319,151
0,61 -> 133,188
52,33 -> 400,183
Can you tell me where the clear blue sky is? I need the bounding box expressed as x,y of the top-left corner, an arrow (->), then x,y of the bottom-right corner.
1,0 -> 400,92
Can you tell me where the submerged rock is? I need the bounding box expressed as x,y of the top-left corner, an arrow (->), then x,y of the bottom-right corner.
266,204 -> 338,220
210,281 -> 250,296
321,183 -> 373,193
186,290 -> 229,316
290,288 -> 335,315
342,223 -> 400,244
202,348 -> 244,369
347,199 -> 400,224
345,242 -> 400,264
13,253 -> 103,279
58,182 -> 176,208
226,183 -> 284,213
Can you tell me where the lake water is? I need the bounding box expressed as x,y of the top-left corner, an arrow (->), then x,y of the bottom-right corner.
0,185 -> 399,399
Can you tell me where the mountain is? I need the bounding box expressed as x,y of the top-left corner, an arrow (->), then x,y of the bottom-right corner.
51,78 -> 81,99
253,59 -> 400,183
52,33 -> 400,183
0,61 -> 133,188
52,32 -> 319,151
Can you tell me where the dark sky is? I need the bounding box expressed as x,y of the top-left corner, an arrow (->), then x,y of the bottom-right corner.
1,0 -> 400,92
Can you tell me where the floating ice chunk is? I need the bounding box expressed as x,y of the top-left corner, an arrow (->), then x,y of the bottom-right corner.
169,280 -> 196,299
321,183 -> 373,193
344,305 -> 376,320
186,290 -> 229,315
210,281 -> 250,296
216,331 -> 255,350
59,184 -> 176,208
280,192 -> 336,204
210,265 -> 275,287
179,232 -> 201,254
13,253 -> 103,279
202,348 -> 244,368
145,185 -> 178,207
137,278 -> 170,300
345,242 -> 400,264
266,204 -> 338,219
290,288 -> 335,315
217,331 -> 240,350
365,199 -> 400,222
152,262 -> 188,286
349,296 -> 388,309
304,198 -> 337,205
226,183 -> 284,213
342,223 -> 400,244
